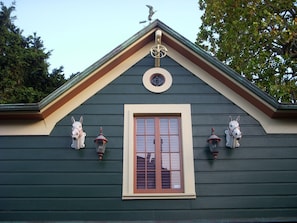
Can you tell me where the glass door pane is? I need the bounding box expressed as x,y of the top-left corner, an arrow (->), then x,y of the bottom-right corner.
135,118 -> 156,189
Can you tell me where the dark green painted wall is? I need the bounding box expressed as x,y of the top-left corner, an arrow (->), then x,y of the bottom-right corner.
1,55 -> 297,222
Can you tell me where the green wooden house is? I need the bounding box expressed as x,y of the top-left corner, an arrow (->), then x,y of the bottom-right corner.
1,20 -> 297,222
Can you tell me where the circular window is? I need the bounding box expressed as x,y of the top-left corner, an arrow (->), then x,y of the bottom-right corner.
150,73 -> 165,86
142,68 -> 172,93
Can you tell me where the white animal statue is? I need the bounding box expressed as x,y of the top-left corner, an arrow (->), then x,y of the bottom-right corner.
225,116 -> 242,149
71,116 -> 86,150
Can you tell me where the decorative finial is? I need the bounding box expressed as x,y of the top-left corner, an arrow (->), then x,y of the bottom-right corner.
211,128 -> 215,134
150,29 -> 168,66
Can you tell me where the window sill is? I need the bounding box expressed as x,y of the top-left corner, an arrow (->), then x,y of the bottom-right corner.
122,192 -> 196,200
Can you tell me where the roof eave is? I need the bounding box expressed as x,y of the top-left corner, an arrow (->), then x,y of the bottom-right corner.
0,21 -> 157,120
0,19 -> 297,120
155,20 -> 297,118
40,21 -> 157,109
0,103 -> 43,120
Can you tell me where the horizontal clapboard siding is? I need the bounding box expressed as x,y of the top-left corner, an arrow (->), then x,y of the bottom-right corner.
0,55 -> 297,222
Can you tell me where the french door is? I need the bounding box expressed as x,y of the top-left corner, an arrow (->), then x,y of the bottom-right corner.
134,116 -> 183,193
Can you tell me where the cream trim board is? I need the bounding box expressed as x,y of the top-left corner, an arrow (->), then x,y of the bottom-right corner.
166,45 -> 297,134
122,104 -> 196,200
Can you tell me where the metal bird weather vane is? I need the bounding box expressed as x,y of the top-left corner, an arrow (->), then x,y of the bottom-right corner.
139,5 -> 156,24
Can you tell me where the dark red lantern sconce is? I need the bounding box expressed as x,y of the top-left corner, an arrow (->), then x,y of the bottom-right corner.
94,127 -> 108,160
207,128 -> 221,159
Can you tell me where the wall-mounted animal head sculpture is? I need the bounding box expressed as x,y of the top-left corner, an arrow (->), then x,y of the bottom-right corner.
71,116 -> 86,150
225,116 -> 242,148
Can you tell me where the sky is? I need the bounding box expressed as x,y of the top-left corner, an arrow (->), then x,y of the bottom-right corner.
3,0 -> 203,77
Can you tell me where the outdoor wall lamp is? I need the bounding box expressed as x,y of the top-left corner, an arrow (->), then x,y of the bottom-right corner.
94,127 -> 108,160
207,128 -> 221,159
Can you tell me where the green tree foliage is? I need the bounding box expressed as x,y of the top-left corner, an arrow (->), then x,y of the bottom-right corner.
196,0 -> 297,103
0,1 -> 67,103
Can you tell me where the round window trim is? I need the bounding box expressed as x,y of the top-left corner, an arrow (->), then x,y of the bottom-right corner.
142,67 -> 172,93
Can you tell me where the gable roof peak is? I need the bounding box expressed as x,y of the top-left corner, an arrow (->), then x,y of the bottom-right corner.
0,19 -> 297,122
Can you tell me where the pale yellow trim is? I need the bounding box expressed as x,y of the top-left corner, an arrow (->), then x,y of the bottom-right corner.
0,43 -> 152,136
142,67 -> 172,93
122,193 -> 196,200
2,34 -> 297,135
165,44 -> 297,134
122,104 -> 196,200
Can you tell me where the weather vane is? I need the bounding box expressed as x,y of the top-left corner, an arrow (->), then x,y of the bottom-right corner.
139,5 -> 156,24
